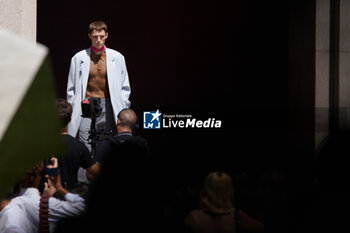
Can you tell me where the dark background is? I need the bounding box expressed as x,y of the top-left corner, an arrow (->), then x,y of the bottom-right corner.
37,0 -> 319,232
37,0 -> 288,171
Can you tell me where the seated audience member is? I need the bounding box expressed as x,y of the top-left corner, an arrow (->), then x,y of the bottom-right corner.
55,98 -> 100,188
184,172 -> 264,233
95,108 -> 150,166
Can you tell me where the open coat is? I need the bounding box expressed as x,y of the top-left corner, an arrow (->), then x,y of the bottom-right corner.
66,48 -> 131,137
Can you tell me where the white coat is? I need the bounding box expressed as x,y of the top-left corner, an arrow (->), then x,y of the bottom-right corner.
66,48 -> 131,137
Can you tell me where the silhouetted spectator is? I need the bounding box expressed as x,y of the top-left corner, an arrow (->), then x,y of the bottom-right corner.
54,98 -> 100,189
94,108 -> 149,166
184,172 -> 264,233
55,108 -> 157,232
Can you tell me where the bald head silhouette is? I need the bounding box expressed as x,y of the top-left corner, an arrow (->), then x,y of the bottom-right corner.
117,108 -> 138,133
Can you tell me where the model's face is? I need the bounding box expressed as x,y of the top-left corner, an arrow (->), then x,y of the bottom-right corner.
88,30 -> 108,50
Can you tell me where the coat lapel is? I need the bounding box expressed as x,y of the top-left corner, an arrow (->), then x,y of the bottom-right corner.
81,48 -> 91,99
106,48 -> 119,94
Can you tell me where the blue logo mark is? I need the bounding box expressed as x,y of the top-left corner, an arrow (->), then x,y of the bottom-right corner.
143,110 -> 162,129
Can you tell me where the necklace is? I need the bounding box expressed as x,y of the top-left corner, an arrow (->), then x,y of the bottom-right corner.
90,45 -> 106,53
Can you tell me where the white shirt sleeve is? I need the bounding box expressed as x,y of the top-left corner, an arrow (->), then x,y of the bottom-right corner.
49,193 -> 86,219
2,225 -> 27,233
0,205 -> 29,233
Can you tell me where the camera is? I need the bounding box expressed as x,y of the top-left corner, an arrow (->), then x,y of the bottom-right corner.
81,98 -> 106,156
81,98 -> 102,118
43,158 -> 60,176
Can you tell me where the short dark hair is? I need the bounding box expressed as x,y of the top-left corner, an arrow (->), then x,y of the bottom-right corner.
56,98 -> 72,127
88,21 -> 108,34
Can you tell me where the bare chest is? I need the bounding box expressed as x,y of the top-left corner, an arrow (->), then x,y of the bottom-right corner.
86,59 -> 109,98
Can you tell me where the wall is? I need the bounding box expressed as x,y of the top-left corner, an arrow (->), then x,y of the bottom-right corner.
0,0 -> 36,43
315,0 -> 330,150
339,0 -> 350,128
316,0 -> 350,149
